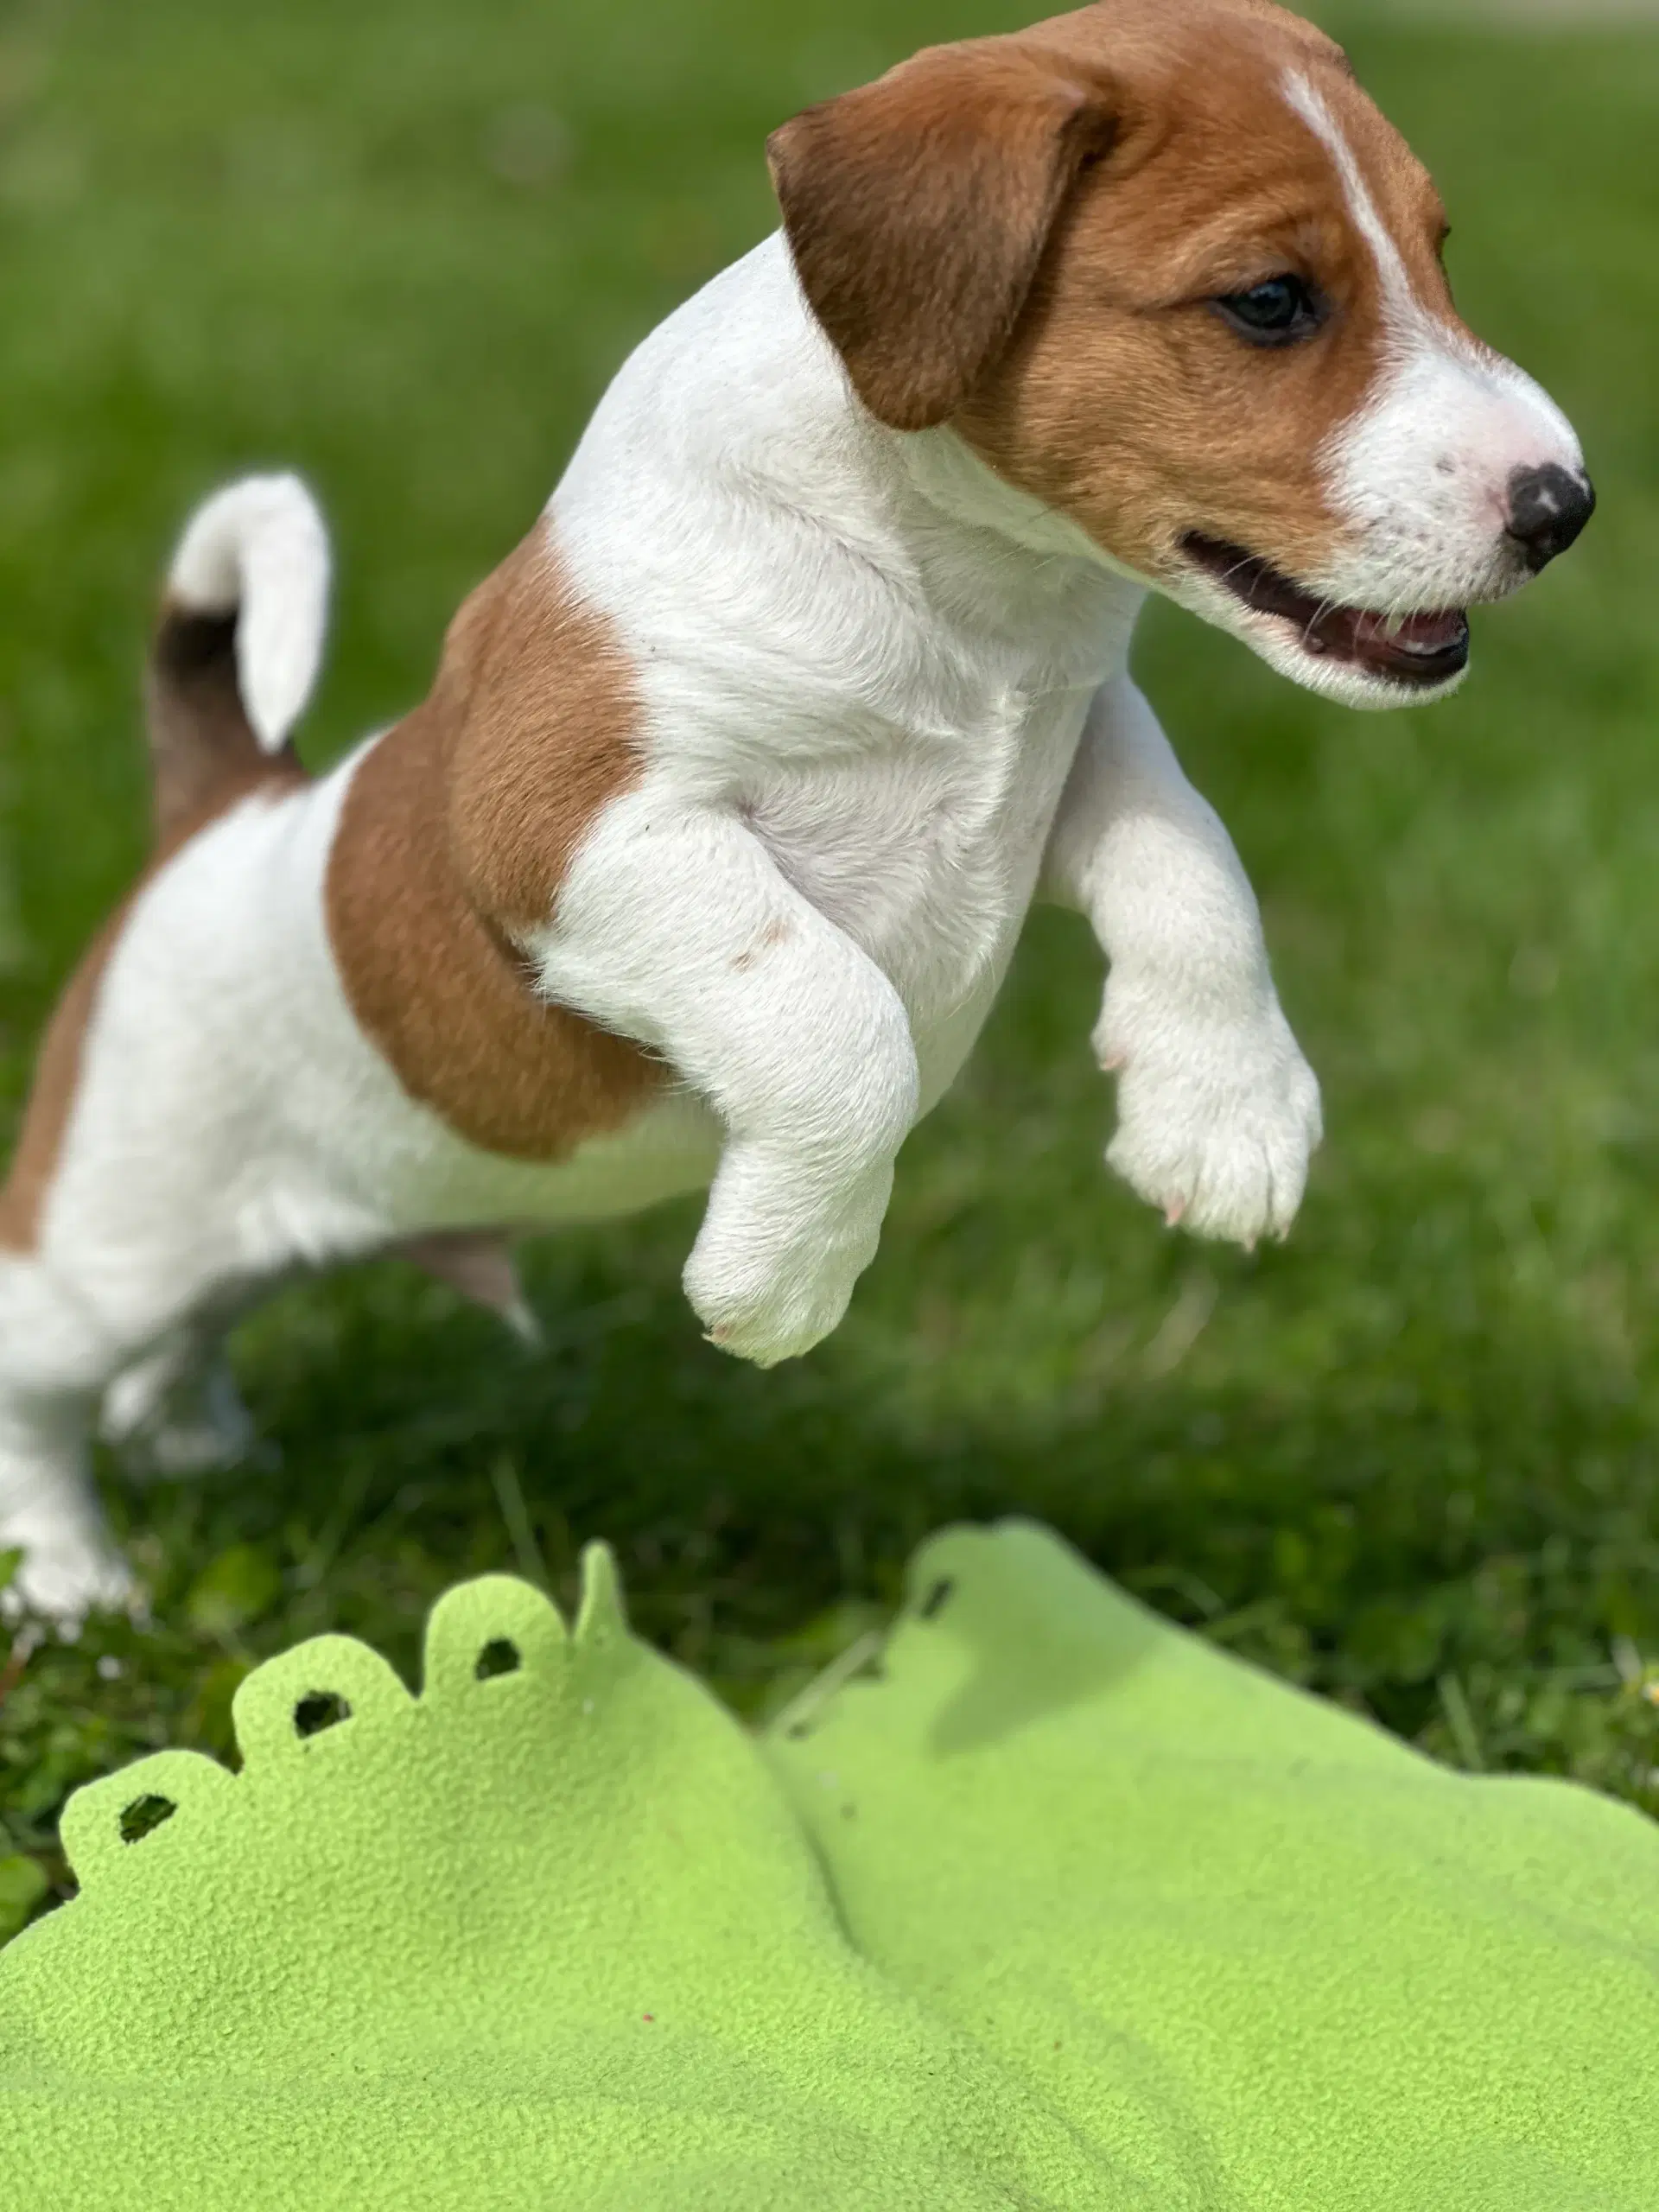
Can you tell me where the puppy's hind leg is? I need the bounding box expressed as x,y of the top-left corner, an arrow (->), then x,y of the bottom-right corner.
0,1261 -> 137,1627
0,1395 -> 133,1629
100,1309 -> 259,1480
1,1236 -> 290,1624
0,1209 -> 271,1625
0,470 -> 334,1625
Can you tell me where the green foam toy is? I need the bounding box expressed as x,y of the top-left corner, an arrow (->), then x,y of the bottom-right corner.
768,1523 -> 1659,2210
1,1522 -> 1655,2208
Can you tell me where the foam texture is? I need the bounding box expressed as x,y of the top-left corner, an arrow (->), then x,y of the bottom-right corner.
1,1525 -> 1654,2208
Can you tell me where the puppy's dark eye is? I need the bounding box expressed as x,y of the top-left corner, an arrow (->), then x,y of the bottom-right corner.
1212,275 -> 1324,347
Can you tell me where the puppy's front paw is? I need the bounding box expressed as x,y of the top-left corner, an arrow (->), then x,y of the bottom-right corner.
683,1163 -> 892,1368
1096,977 -> 1322,1246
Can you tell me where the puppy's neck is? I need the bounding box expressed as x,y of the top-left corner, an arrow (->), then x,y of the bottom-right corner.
893,418 -> 1147,652
554,233 -> 1141,701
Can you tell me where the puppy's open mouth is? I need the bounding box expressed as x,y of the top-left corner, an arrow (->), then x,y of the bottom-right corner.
1183,533 -> 1470,689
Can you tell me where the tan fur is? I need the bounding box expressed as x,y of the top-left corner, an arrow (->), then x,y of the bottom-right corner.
0,619 -> 304,1255
772,0 -> 1464,592
144,605 -> 307,846
769,48 -> 1116,434
0,911 -> 128,1255
325,521 -> 661,1160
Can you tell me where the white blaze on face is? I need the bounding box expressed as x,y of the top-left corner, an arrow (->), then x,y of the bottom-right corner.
1282,68 -> 1586,620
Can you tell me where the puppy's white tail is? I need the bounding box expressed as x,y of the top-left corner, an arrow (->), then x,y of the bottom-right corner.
147,474 -> 331,843
166,473 -> 330,750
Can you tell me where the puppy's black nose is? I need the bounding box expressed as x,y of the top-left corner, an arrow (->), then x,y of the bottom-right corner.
1506,463 -> 1595,571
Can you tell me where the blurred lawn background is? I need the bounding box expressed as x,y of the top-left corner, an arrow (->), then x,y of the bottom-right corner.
3,0 -> 1659,1937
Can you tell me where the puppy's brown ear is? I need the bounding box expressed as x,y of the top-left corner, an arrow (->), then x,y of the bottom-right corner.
769,43 -> 1118,433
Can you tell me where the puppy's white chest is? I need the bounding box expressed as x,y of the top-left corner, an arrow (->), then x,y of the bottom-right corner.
747,683 -> 1088,1096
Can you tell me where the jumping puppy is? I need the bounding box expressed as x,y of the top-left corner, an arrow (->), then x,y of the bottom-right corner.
0,0 -> 1592,1620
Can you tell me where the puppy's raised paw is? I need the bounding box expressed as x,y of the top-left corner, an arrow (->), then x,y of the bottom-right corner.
683,1159 -> 892,1367
1097,982 -> 1322,1247
685,1246 -> 868,1370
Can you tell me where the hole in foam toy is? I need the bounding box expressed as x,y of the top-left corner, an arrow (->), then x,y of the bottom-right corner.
119,1793 -> 177,1845
918,1578 -> 955,1622
474,1638 -> 522,1681
293,1690 -> 352,1738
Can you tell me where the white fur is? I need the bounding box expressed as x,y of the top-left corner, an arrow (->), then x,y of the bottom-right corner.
1046,679 -> 1322,1239
168,474 -> 331,750
523,241 -> 1319,1363
1168,72 -> 1589,715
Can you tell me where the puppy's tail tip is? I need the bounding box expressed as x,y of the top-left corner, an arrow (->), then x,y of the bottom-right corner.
162,472 -> 331,753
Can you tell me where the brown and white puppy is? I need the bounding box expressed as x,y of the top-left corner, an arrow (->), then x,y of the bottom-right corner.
0,0 -> 1591,1620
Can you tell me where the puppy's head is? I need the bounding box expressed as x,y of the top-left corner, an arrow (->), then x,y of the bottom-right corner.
770,0 -> 1592,709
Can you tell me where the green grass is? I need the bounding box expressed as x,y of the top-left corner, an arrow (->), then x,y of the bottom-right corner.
3,0 -> 1659,1941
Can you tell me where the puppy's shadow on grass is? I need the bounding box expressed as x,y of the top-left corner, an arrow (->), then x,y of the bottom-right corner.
107,1182 -> 1659,1782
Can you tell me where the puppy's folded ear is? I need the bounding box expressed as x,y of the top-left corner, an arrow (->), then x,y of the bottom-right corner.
769,42 -> 1120,433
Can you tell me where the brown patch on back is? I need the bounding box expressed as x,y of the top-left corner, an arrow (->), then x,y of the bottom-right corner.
773,0 -> 1465,592
325,521 -> 661,1160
